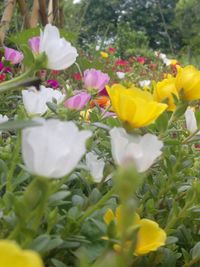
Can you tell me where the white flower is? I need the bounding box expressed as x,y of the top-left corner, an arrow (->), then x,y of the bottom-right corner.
22,119 -> 92,178
139,80 -> 151,87
39,24 -> 78,70
0,114 -> 8,134
22,85 -> 65,116
185,108 -> 199,134
86,152 -> 105,183
159,53 -> 167,60
163,57 -> 171,66
116,71 -> 125,79
110,127 -> 163,173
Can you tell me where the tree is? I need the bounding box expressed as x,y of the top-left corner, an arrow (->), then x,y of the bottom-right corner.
175,0 -> 200,60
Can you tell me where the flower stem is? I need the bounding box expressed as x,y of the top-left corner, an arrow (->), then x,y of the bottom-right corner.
0,68 -> 35,93
78,187 -> 115,223
6,131 -> 21,192
182,128 -> 200,144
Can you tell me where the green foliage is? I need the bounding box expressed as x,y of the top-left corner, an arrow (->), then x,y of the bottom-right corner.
175,0 -> 200,58
116,22 -> 149,57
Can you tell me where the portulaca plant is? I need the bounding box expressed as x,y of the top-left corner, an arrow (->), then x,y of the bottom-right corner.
0,23 -> 200,267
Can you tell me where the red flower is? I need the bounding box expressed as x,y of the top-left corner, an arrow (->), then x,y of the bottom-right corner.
108,47 -> 116,53
137,57 -> 146,64
73,72 -> 82,81
115,59 -> 129,67
52,70 -> 60,75
0,73 -> 6,82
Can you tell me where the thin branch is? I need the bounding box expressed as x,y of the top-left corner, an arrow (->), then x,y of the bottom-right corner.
59,3 -> 64,28
30,0 -> 39,28
38,0 -> 48,26
17,0 -> 30,28
48,0 -> 53,24
156,0 -> 174,55
0,0 -> 16,46
53,0 -> 59,25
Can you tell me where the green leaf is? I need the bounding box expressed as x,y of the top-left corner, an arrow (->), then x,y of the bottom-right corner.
195,109 -> 200,129
52,259 -> 68,267
191,242 -> 200,259
21,44 -> 35,67
0,120 -> 42,130
48,191 -> 71,205
9,28 -> 40,47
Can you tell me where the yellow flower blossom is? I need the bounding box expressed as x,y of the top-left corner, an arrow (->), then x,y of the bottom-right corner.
100,51 -> 109,58
0,240 -> 44,267
106,84 -> 168,128
154,77 -> 179,111
80,109 -> 92,121
104,206 -> 166,256
175,65 -> 200,101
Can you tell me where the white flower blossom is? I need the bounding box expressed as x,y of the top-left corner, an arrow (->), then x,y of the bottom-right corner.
116,71 -> 125,79
0,114 -> 8,134
22,119 -> 92,178
185,108 -> 199,134
139,80 -> 151,88
110,127 -> 163,173
22,85 -> 65,116
86,152 -> 105,183
39,24 -> 78,70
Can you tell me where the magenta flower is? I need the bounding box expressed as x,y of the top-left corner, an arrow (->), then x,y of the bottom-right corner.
4,47 -> 24,65
0,62 -> 4,71
28,36 -> 40,54
83,69 -> 110,92
64,92 -> 91,110
47,79 -> 60,89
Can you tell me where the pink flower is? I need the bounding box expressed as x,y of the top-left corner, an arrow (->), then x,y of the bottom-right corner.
83,69 -> 110,92
28,36 -> 40,54
4,47 -> 24,65
137,57 -> 146,64
64,92 -> 91,110
47,79 -> 60,89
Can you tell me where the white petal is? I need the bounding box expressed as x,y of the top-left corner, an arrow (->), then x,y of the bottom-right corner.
86,152 -> 105,182
185,108 -> 198,133
22,120 -> 92,178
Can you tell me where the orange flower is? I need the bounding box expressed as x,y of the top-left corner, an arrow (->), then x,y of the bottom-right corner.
90,96 -> 110,108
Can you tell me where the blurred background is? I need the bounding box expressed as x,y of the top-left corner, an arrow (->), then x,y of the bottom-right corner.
0,0 -> 200,66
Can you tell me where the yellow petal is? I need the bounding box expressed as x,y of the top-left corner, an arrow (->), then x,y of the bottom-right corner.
154,77 -> 178,111
104,209 -> 115,225
135,219 -> 166,256
0,240 -> 44,267
107,84 -> 168,128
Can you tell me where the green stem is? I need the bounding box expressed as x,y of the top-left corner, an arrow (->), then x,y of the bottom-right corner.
0,68 -> 35,93
6,131 -> 21,192
165,198 -> 194,232
183,255 -> 200,267
182,128 -> 200,144
78,187 -> 115,223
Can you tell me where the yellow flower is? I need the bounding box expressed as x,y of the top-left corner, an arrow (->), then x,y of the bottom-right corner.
80,109 -> 92,121
170,59 -> 178,65
100,51 -> 109,58
175,65 -> 200,101
134,218 -> 166,255
104,206 -> 166,256
106,84 -> 168,128
154,77 -> 179,111
0,240 -> 44,267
